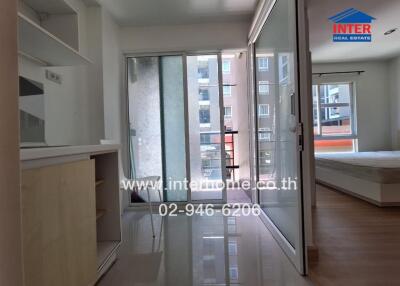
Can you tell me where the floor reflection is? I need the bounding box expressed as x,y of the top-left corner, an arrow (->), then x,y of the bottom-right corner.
98,211 -> 312,286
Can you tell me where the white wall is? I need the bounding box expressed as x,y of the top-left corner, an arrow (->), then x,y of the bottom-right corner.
102,9 -> 122,144
0,1 -> 23,284
389,56 -> 400,149
119,21 -> 250,53
313,61 -> 392,151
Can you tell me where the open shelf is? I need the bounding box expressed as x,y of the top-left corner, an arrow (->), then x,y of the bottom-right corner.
96,209 -> 106,220
18,12 -> 91,66
91,152 -> 121,281
22,0 -> 76,14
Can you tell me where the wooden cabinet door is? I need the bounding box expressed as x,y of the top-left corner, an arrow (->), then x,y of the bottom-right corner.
21,160 -> 97,286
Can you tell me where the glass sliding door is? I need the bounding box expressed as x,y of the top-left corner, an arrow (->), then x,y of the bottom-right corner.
254,0 -> 306,273
160,56 -> 188,201
187,54 -> 226,202
127,53 -> 227,203
127,57 -> 163,203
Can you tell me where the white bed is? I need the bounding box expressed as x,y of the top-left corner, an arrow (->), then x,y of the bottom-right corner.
315,151 -> 400,206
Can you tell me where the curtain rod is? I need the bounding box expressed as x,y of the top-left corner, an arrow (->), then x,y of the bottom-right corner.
312,71 -> 365,77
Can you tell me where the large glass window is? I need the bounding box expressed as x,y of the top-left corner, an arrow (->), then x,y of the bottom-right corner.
313,82 -> 357,153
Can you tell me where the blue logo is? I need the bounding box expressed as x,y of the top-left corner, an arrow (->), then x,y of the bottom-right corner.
329,8 -> 376,42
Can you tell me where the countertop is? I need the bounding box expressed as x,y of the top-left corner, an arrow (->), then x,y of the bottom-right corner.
20,144 -> 120,161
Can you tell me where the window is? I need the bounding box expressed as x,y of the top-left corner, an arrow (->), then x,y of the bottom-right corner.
222,59 -> 231,74
259,151 -> 271,166
258,104 -> 269,117
224,106 -> 232,118
258,57 -> 269,71
199,88 -> 209,101
279,54 -> 289,83
200,133 -> 211,144
223,85 -> 232,96
258,81 -> 269,95
259,128 -> 272,141
198,60 -> 209,79
313,82 -> 357,153
199,105 -> 210,124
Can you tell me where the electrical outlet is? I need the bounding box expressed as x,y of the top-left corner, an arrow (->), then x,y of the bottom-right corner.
45,70 -> 62,84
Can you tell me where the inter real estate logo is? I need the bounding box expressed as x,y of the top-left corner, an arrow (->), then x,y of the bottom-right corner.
329,8 -> 376,42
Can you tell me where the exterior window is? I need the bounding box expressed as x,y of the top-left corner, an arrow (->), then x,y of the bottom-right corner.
222,59 -> 231,74
258,81 -> 269,95
258,57 -> 269,71
279,54 -> 289,83
199,105 -> 210,124
313,82 -> 357,153
198,60 -> 209,79
259,128 -> 272,141
223,85 -> 232,96
200,133 -> 211,144
258,104 -> 269,117
259,151 -> 271,166
199,88 -> 209,101
224,106 -> 232,118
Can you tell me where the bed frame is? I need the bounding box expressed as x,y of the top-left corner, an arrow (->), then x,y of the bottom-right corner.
316,166 -> 400,207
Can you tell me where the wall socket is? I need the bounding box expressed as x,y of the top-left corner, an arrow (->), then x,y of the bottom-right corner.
45,70 -> 62,84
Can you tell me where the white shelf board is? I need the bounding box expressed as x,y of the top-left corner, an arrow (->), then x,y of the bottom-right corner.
22,0 -> 76,14
18,13 -> 92,66
97,241 -> 119,269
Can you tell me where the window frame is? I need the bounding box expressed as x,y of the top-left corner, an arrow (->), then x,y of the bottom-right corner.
313,81 -> 357,141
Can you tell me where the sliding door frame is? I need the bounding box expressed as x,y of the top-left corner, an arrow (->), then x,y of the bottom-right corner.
124,51 -> 227,205
247,0 -> 313,275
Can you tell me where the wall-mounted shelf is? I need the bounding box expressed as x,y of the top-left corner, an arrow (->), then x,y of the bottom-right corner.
18,12 -> 92,66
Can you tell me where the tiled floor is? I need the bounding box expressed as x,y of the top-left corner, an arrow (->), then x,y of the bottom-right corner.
98,211 -> 312,286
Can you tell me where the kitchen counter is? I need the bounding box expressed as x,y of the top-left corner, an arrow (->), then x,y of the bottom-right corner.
20,144 -> 120,169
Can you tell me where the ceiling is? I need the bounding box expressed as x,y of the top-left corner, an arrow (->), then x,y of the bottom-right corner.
308,0 -> 400,63
97,0 -> 258,26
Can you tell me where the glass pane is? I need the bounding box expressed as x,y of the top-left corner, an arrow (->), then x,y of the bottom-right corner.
319,84 -> 351,104
315,139 -> 355,153
320,106 -> 351,135
160,56 -> 187,201
187,55 -> 224,201
255,0 -> 300,247
127,57 -> 163,203
312,85 -> 320,135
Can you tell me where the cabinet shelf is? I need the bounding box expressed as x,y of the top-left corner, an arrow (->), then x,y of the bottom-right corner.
18,12 -> 92,66
97,241 -> 120,269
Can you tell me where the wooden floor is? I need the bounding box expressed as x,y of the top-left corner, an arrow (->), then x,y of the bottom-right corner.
309,184 -> 400,286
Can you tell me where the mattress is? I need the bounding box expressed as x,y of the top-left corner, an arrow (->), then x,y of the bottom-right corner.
315,151 -> 400,184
